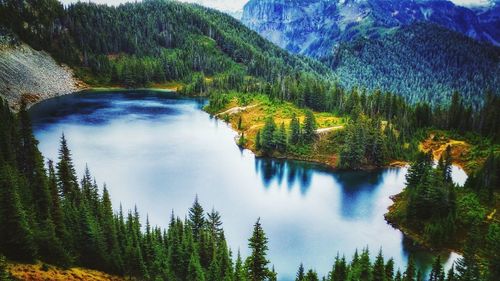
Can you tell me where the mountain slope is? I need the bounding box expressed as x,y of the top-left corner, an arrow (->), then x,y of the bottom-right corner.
0,0 -> 331,90
0,32 -> 84,109
323,23 -> 500,107
242,0 -> 500,57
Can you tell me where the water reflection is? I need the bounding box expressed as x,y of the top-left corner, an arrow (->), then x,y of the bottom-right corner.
255,158 -> 313,192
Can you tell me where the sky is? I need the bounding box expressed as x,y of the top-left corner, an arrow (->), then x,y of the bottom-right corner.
59,0 -> 493,12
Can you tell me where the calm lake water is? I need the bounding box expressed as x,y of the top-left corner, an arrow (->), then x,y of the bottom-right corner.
30,90 -> 467,280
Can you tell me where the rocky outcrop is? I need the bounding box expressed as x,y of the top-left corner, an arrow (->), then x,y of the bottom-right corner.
242,0 -> 500,57
0,38 -> 85,110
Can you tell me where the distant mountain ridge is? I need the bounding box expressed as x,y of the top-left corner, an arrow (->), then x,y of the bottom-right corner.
242,0 -> 500,57
323,23 -> 500,107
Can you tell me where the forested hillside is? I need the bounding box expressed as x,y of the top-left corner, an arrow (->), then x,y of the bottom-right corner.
0,0 -> 330,91
324,23 -> 500,108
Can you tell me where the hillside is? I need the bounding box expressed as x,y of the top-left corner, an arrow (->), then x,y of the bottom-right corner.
0,32 -> 84,109
0,0 -> 331,90
323,23 -> 500,107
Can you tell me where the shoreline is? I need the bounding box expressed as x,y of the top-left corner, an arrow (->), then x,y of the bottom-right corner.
25,87 -> 466,256
384,194 -> 464,257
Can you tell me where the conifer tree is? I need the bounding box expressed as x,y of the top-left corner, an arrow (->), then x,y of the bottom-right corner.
234,250 -> 247,281
255,130 -> 262,151
261,117 -> 276,154
47,160 -> 66,240
0,165 -> 37,262
302,110 -> 317,143
447,265 -> 456,281
56,134 -> 79,201
373,250 -> 385,281
329,254 -> 347,281
486,223 -> 500,281
296,263 -> 305,281
385,258 -> 394,281
403,257 -> 416,281
395,270 -> 402,281
188,253 -> 206,281
274,122 -> 287,152
246,218 -> 270,281
430,256 -> 445,281
189,196 -> 205,241
455,224 -> 481,281
304,269 -> 319,281
290,113 -> 301,144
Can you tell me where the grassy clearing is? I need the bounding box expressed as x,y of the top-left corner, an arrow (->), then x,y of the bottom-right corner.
8,262 -> 127,281
206,93 -> 347,167
418,129 -> 500,174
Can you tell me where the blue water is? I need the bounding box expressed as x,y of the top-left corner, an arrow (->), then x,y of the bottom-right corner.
29,90 -> 466,280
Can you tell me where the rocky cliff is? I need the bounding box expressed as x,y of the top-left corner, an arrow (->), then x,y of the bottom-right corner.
0,35 -> 85,110
242,0 -> 500,57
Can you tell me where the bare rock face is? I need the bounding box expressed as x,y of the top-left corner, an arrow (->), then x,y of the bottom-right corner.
0,40 -> 86,110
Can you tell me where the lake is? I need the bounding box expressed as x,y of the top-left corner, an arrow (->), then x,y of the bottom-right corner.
29,90 -> 467,280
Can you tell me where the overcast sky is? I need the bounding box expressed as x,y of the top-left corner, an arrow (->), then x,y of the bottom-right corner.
59,0 -> 493,12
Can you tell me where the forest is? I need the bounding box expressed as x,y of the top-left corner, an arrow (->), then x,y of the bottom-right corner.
0,95 -> 498,281
0,0 -> 499,280
323,23 -> 500,108
207,88 -> 499,170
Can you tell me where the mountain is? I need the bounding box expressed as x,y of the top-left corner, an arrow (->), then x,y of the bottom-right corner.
242,0 -> 500,57
323,23 -> 500,107
0,0 -> 331,92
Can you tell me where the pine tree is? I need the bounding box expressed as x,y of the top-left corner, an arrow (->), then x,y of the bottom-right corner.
403,256 -> 416,281
187,253 -> 206,281
296,263 -> 305,281
302,110 -> 317,143
385,258 -> 394,281
373,250 -> 385,281
56,134 -> 79,201
234,250 -> 247,281
246,218 -> 270,281
455,224 -> 481,281
47,160 -> 66,240
395,270 -> 402,281
269,266 -> 278,281
101,186 -> 123,273
447,265 -> 456,281
486,223 -> 500,281
261,117 -> 276,154
290,113 -> 301,144
274,122 -> 287,152
329,254 -> 347,281
255,130 -> 262,151
430,256 -> 445,281
305,269 -> 319,281
0,165 -> 37,262
207,208 -> 223,239
189,196 -> 205,241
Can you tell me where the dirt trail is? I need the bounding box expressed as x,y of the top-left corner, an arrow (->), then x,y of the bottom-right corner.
316,125 -> 344,134
215,104 -> 259,117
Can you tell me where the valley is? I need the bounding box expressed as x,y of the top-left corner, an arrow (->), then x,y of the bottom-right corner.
0,0 -> 499,281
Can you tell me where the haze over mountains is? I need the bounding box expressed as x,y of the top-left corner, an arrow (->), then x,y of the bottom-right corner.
242,0 -> 500,57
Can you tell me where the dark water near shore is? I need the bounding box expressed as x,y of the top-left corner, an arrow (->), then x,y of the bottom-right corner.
30,90 -> 466,280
